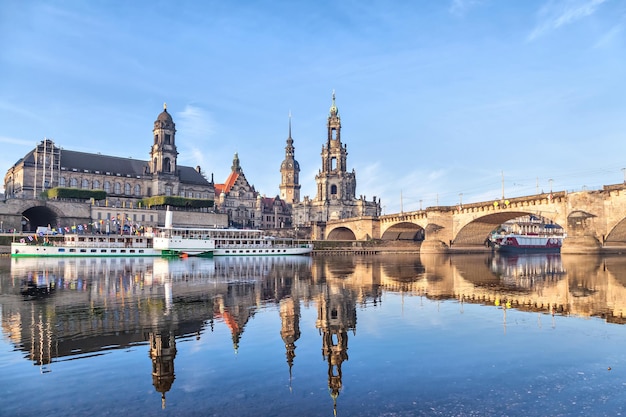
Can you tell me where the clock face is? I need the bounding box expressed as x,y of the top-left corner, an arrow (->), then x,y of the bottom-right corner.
288,163 -> 293,168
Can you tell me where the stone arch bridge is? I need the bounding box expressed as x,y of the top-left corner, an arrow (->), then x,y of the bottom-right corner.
322,185 -> 626,253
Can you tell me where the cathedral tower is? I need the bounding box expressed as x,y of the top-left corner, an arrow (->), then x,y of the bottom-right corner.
279,113 -> 301,204
314,92 -> 356,214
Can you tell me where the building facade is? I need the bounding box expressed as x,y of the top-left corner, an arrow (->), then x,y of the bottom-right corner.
292,93 -> 381,228
3,105 -> 226,230
215,153 -> 259,228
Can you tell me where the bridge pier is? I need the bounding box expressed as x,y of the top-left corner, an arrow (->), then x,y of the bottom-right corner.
420,239 -> 449,254
561,236 -> 602,254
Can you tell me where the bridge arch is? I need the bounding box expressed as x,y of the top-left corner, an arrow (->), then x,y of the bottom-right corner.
21,205 -> 60,232
380,222 -> 424,241
603,217 -> 626,245
326,227 -> 357,241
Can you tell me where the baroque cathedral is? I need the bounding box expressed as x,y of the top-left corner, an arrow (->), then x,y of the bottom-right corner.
289,92 -> 380,228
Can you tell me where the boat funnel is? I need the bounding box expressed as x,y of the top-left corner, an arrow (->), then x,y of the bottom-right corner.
165,207 -> 173,228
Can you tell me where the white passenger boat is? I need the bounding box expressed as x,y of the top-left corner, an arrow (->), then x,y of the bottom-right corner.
10,234 -> 160,258
153,227 -> 313,257
152,209 -> 313,257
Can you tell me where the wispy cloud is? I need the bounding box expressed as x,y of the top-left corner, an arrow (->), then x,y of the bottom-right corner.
528,0 -> 608,41
449,0 -> 484,17
0,136 -> 36,147
176,105 -> 216,140
175,105 -> 217,169
594,23 -> 623,48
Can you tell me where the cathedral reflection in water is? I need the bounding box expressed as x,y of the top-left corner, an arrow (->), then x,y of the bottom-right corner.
3,252 -> 626,412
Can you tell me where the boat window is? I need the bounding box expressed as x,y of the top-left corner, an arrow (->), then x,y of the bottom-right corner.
70,249 -> 76,252
58,249 -> 65,252
90,249 -> 97,253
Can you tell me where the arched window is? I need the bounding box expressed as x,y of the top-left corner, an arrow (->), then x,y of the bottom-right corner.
134,184 -> 141,196
104,181 -> 111,193
164,158 -> 171,173
82,179 -> 89,189
93,180 -> 100,189
331,184 -> 338,195
153,158 -> 158,172
114,182 -> 121,194
165,186 -> 172,196
59,177 -> 66,187
70,178 -> 78,187
125,183 -> 131,195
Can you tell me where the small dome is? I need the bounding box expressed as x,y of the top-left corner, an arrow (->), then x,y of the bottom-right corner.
281,159 -> 300,170
155,103 -> 174,127
157,109 -> 173,123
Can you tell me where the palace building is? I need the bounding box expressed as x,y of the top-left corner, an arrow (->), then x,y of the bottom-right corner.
3,105 -> 224,231
4,104 -> 215,206
292,92 -> 380,229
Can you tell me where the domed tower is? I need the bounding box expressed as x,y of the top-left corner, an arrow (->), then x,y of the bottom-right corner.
150,103 -> 179,195
279,113 -> 301,204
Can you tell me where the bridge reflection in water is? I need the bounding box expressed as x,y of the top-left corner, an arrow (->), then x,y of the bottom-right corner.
2,253 -> 626,416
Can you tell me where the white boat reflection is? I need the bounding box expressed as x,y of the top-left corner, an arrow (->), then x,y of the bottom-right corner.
11,255 -> 313,284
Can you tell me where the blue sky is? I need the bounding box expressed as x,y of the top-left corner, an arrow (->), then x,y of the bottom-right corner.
1,0 -> 625,214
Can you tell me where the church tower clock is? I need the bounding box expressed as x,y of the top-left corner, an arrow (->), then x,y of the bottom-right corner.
279,113 -> 301,204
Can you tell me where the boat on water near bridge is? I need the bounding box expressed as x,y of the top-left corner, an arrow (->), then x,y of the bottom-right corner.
490,218 -> 566,254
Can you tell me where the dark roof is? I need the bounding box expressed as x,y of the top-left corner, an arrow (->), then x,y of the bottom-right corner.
178,165 -> 211,186
49,149 -> 209,186
61,150 -> 148,176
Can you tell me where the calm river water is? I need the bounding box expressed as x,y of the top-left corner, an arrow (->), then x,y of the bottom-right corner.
2,253 -> 626,416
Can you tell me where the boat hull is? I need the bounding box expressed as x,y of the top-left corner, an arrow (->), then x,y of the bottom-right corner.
11,242 -> 161,257
495,235 -> 563,254
212,245 -> 313,256
496,245 -> 561,254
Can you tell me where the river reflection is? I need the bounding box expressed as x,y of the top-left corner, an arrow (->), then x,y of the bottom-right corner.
2,253 -> 626,416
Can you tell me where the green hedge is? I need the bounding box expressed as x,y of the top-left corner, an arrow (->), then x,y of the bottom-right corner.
44,188 -> 107,200
140,196 -> 214,208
